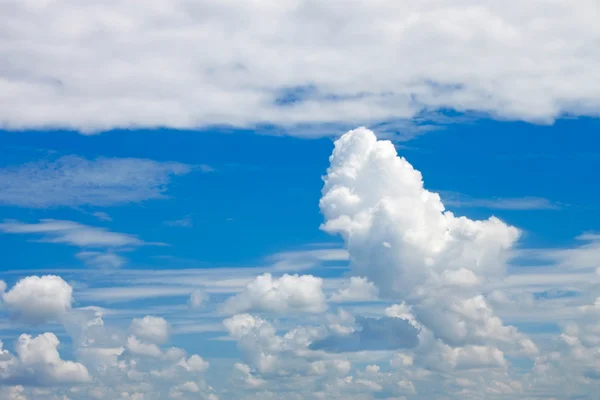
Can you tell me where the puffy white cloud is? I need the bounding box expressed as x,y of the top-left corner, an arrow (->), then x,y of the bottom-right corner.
0,333 -> 90,386
0,156 -> 191,208
319,127 -> 539,394
130,316 -> 170,344
320,127 -> 520,297
2,276 -> 72,324
1,1 -> 600,133
222,273 -> 327,314
177,355 -> 209,373
125,336 -> 162,358
329,277 -> 379,303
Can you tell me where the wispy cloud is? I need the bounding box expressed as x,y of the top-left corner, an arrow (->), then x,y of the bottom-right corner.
0,156 -> 192,208
440,191 -> 560,210
0,219 -> 156,248
165,215 -> 193,228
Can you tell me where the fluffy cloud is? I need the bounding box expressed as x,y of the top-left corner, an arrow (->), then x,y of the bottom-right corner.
2,276 -> 72,324
320,127 -> 520,297
130,316 -> 170,344
319,127 -> 538,390
1,1 -> 600,133
0,333 -> 90,386
222,273 -> 327,314
0,156 -> 191,208
329,277 -> 379,303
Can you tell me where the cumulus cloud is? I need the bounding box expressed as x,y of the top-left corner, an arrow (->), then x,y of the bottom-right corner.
2,276 -> 72,324
125,336 -> 162,358
329,277 -> 379,303
319,128 -> 537,379
222,273 -> 327,314
0,333 -> 90,386
0,156 -> 191,208
130,316 -> 170,344
1,1 -> 600,133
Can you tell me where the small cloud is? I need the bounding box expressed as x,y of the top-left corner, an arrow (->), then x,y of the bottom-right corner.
165,215 -> 193,228
76,251 -> 126,269
440,191 -> 560,210
92,212 -> 112,221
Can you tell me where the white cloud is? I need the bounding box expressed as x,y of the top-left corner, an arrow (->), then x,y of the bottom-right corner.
0,156 -> 191,208
76,251 -> 126,269
0,219 -> 150,248
2,275 -> 73,324
188,290 -> 209,309
222,273 -> 327,314
440,193 -> 560,210
1,1 -> 600,133
319,128 -> 537,372
330,277 -> 379,303
0,333 -> 90,386
130,316 -> 170,344
126,336 -> 162,358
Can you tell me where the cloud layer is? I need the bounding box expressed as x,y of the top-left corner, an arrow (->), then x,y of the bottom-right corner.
1,1 -> 600,133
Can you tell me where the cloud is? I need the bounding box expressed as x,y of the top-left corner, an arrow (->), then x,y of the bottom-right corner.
130,316 -> 170,344
329,277 -> 379,303
2,275 -> 73,324
0,333 -> 90,386
310,316 -> 419,353
222,273 -> 327,314
91,212 -> 112,221
188,290 -> 209,309
125,336 -> 162,358
0,219 -> 155,248
1,1 -> 600,133
319,127 -> 537,363
165,215 -> 193,228
440,192 -> 560,210
0,156 -> 191,208
76,251 -> 126,269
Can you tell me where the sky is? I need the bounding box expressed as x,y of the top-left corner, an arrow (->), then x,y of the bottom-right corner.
1,1 -> 600,400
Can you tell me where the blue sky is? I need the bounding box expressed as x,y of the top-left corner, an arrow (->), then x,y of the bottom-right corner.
2,1 -> 600,400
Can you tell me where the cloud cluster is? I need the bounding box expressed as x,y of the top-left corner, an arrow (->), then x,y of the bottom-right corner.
222,273 -> 327,314
1,1 -> 600,133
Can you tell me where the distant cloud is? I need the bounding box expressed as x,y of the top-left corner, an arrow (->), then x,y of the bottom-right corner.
165,215 -> 193,228
91,212 -> 112,221
0,219 -> 154,248
76,251 -> 126,269
0,156 -> 191,208
440,192 -> 560,210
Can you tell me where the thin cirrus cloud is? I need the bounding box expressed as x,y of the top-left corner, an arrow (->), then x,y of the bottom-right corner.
0,155 -> 194,208
0,1 -> 599,134
440,191 -> 560,210
0,219 -> 155,248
